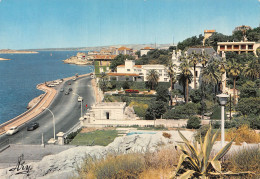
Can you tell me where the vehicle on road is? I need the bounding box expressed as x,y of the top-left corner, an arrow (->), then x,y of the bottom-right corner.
6,126 -> 19,135
78,96 -> 83,102
73,77 -> 76,81
69,88 -> 73,91
47,84 -> 55,87
60,88 -> 64,92
27,122 -> 39,131
68,82 -> 71,85
65,91 -> 70,95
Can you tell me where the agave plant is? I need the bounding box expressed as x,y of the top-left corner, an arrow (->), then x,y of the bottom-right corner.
173,126 -> 253,178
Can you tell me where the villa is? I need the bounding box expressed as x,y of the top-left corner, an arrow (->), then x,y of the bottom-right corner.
107,59 -> 170,82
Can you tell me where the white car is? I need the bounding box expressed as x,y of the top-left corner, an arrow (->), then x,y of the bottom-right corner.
78,96 -> 83,102
6,126 -> 19,135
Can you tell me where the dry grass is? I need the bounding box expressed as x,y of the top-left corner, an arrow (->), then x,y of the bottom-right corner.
223,147 -> 260,179
217,125 -> 260,145
76,146 -> 180,179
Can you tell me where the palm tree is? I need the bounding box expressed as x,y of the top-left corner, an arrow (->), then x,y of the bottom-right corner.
202,62 -> 221,96
179,60 -> 193,103
165,61 -> 177,105
243,59 -> 260,80
146,69 -> 159,90
200,50 -> 210,68
226,58 -> 243,105
188,51 -> 199,89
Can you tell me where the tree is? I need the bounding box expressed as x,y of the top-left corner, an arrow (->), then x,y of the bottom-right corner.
187,116 -> 201,129
145,101 -> 167,120
202,62 -> 221,96
146,69 -> 159,90
110,54 -> 135,71
165,61 -> 177,105
179,59 -> 193,103
227,58 -> 243,105
99,72 -> 108,93
156,85 -> 169,103
243,59 -> 260,80
236,97 -> 260,116
188,51 -> 199,89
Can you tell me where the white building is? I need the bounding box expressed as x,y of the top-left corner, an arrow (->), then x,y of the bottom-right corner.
140,47 -> 155,56
113,59 -> 169,82
92,102 -> 126,120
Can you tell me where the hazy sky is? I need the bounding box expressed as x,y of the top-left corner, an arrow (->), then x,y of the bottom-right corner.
0,0 -> 259,49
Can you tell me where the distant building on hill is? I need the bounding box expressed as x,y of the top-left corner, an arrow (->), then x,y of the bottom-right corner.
217,41 -> 260,56
203,30 -> 216,45
140,47 -> 155,56
115,46 -> 134,55
232,25 -> 251,34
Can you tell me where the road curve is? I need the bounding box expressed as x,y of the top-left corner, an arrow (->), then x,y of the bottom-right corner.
0,76 -> 95,145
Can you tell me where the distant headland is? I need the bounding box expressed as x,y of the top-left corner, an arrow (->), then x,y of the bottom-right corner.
0,58 -> 11,61
0,49 -> 38,54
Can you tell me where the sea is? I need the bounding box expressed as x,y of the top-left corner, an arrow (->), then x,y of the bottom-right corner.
0,51 -> 93,124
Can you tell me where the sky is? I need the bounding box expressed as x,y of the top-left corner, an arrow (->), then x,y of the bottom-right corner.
0,0 -> 259,49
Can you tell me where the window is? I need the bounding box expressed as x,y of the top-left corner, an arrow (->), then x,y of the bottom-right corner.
159,74 -> 162,76
127,69 -> 130,71
164,78 -> 168,82
159,70 -> 162,72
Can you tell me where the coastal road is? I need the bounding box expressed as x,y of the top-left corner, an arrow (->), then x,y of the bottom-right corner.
0,76 -> 95,145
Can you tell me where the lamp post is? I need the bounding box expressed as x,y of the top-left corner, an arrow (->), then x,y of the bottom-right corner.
73,92 -> 83,117
216,93 -> 229,147
43,107 -> 56,140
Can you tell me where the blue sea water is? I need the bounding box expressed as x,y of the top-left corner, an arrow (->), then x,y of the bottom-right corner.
0,51 -> 93,124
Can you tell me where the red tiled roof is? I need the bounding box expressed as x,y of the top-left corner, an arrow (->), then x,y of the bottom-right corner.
107,73 -> 139,76
118,46 -> 132,51
92,55 -> 117,60
117,65 -> 142,68
204,30 -> 216,33
142,47 -> 155,50
134,65 -> 142,68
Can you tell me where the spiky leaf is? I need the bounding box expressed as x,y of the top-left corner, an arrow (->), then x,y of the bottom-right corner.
179,170 -> 196,179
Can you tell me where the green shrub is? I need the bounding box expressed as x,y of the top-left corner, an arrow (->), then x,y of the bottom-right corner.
236,97 -> 260,116
187,116 -> 201,129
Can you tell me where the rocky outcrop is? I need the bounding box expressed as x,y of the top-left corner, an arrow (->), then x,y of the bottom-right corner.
27,94 -> 44,109
0,131 -> 192,179
63,52 -> 92,65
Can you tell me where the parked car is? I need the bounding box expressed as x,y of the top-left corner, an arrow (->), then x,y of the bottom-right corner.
73,78 -> 76,81
69,88 -> 73,91
27,122 -> 39,131
78,96 -> 83,102
65,91 -> 70,95
6,126 -> 19,135
60,88 -> 64,92
68,82 -> 71,85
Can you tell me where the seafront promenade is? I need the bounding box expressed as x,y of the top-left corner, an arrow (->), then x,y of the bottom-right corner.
0,73 -> 91,135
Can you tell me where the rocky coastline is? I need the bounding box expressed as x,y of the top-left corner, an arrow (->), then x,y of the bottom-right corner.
0,49 -> 38,54
63,56 -> 92,65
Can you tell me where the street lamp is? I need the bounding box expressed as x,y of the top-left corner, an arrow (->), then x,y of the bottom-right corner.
73,92 -> 83,117
42,107 -> 56,140
216,93 -> 229,147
